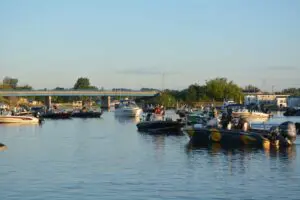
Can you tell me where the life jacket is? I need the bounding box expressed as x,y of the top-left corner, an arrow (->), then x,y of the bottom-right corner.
155,108 -> 161,114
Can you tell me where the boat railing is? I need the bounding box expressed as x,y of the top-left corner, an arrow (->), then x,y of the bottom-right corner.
250,122 -> 280,130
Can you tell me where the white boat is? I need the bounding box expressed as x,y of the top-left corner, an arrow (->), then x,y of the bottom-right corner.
232,109 -> 270,119
0,115 -> 40,124
114,100 -> 142,117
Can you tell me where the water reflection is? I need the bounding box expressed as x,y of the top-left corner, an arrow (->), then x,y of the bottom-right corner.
187,142 -> 296,159
186,142 -> 297,175
114,115 -> 140,124
264,145 -> 297,162
0,123 -> 42,127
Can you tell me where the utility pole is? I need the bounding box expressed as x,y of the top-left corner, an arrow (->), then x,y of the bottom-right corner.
161,73 -> 165,92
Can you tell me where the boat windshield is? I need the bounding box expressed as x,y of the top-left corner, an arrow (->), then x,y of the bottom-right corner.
118,100 -> 139,108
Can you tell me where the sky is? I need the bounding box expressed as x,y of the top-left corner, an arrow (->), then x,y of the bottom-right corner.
0,0 -> 300,92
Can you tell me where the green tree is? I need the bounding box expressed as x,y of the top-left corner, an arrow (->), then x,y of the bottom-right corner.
16,84 -> 32,90
74,77 -> 91,89
3,77 -> 18,88
243,85 -> 261,93
282,88 -> 300,96
205,77 -> 243,102
186,85 -> 198,104
0,84 -> 12,90
153,92 -> 176,108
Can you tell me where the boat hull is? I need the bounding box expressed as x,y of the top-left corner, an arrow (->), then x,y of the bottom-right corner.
0,143 -> 7,151
0,116 -> 40,124
184,127 -> 292,148
115,108 -> 142,117
71,111 -> 103,118
137,120 -> 184,135
41,112 -> 71,119
232,111 -> 269,119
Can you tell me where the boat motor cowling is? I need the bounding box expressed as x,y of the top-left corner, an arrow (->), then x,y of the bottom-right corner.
278,121 -> 297,144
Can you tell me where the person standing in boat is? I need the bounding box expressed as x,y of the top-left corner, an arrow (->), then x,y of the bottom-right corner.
207,108 -> 220,128
239,116 -> 250,132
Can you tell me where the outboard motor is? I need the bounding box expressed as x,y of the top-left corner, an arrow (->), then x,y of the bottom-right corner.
34,112 -> 40,118
295,123 -> 300,135
269,126 -> 280,145
277,121 -> 297,146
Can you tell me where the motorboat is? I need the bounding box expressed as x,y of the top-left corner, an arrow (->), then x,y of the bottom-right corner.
232,109 -> 270,119
220,100 -> 237,111
176,105 -> 193,118
143,106 -> 165,120
71,110 -> 103,118
184,121 -> 297,148
114,100 -> 142,117
136,113 -> 184,134
0,115 -> 41,124
0,143 -> 7,151
185,111 -> 212,125
283,107 -> 300,116
41,111 -> 72,119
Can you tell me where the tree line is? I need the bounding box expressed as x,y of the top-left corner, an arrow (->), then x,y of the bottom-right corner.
1,76 -> 300,106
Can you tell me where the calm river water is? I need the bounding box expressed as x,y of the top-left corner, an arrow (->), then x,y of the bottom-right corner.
0,111 -> 300,200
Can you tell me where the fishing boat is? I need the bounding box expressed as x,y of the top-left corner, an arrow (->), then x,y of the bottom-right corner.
137,113 -> 184,134
232,109 -> 270,119
185,111 -> 212,125
184,121 -> 297,148
0,115 -> 41,124
71,110 -> 103,118
41,111 -> 71,119
283,107 -> 300,116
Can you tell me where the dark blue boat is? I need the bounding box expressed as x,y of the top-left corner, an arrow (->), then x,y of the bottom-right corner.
184,121 -> 297,148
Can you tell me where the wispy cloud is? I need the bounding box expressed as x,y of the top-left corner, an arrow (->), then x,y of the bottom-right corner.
267,66 -> 299,71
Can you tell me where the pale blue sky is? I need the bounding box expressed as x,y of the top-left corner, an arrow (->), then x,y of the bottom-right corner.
1,0 -> 299,91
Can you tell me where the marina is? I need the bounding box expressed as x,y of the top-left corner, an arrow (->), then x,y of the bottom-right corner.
1,110 -> 300,200
1,0 -> 300,199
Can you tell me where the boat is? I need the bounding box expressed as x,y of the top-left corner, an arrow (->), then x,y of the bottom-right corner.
176,105 -> 193,118
0,143 -> 7,151
136,113 -> 184,134
15,111 -> 33,116
71,110 -> 103,118
185,111 -> 212,125
0,115 -> 41,124
283,107 -> 300,116
183,121 -> 297,148
220,100 -> 237,111
41,110 -> 72,119
143,106 -> 166,120
232,109 -> 270,119
114,99 -> 142,117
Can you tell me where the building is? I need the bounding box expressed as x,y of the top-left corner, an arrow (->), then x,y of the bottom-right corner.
244,93 -> 289,107
244,95 -> 258,105
275,97 -> 287,108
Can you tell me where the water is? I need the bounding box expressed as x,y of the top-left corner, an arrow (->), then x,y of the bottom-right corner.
0,111 -> 300,200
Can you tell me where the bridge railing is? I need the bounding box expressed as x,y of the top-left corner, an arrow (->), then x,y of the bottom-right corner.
0,90 -> 159,96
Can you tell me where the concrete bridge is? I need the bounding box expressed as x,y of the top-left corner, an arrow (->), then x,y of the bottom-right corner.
0,90 -> 159,108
